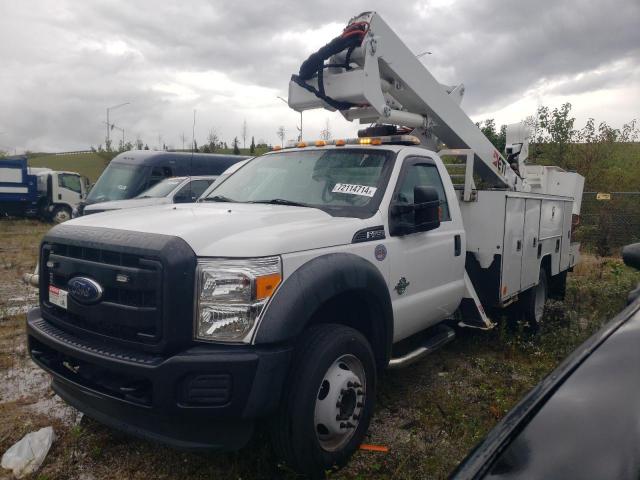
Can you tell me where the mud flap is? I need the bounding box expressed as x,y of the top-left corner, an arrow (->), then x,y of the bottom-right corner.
458,272 -> 495,330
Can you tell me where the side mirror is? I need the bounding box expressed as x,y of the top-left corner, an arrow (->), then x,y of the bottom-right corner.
622,243 -> 640,270
414,186 -> 441,232
390,186 -> 441,235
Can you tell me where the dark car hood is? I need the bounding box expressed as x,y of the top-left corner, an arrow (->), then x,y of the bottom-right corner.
453,299 -> 640,479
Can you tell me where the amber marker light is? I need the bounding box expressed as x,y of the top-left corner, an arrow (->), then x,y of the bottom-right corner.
255,273 -> 282,300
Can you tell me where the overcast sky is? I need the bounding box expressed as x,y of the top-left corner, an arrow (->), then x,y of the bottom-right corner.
1,0 -> 638,153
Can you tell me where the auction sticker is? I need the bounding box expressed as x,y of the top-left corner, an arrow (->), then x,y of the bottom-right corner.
332,183 -> 377,197
49,286 -> 68,309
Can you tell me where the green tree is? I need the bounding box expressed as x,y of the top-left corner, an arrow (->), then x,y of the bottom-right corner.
250,136 -> 255,154
476,119 -> 507,152
535,103 -> 575,165
232,137 -> 240,155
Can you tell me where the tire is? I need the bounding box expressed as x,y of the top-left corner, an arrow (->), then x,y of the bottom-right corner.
270,324 -> 376,478
52,206 -> 72,223
522,267 -> 548,329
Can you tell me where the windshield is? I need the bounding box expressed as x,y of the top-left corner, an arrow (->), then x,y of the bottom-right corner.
205,149 -> 394,217
86,163 -> 148,203
137,177 -> 185,198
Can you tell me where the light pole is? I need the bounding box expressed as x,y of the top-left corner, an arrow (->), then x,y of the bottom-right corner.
112,125 -> 125,150
106,102 -> 130,150
277,96 -> 302,141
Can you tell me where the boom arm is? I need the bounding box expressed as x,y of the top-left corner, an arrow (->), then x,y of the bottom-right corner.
288,11 -> 524,191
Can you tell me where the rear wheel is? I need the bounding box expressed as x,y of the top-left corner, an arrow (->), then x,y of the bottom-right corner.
270,324 -> 376,478
522,267 -> 548,328
52,206 -> 71,223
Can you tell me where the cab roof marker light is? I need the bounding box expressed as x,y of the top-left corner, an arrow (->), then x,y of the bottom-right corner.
281,135 -> 421,149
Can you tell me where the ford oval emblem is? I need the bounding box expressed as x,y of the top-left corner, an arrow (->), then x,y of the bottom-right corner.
68,277 -> 103,304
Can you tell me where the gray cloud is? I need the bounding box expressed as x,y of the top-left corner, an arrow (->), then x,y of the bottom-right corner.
0,0 -> 638,152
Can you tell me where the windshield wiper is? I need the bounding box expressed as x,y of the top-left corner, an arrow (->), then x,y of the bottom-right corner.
249,198 -> 310,208
203,195 -> 236,203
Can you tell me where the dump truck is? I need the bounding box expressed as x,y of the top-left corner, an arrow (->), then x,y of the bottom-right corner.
0,156 -> 89,222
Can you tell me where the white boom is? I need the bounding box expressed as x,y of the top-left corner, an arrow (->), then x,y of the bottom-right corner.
288,11 -> 525,191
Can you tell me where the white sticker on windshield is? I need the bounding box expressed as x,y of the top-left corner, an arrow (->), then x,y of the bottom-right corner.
332,183 -> 377,197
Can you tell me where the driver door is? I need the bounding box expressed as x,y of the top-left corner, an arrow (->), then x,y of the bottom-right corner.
386,156 -> 465,341
56,173 -> 82,205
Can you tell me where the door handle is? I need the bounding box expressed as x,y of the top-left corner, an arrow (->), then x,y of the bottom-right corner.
454,234 -> 461,256
58,193 -> 62,200
532,237 -> 537,247
516,240 -> 522,251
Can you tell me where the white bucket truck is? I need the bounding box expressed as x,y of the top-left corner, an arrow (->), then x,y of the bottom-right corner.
26,12 -> 583,476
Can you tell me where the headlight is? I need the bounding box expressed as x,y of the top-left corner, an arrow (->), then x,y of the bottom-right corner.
195,257 -> 281,342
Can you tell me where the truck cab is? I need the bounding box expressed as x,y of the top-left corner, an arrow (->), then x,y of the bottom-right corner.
36,170 -> 90,222
27,137 -> 470,473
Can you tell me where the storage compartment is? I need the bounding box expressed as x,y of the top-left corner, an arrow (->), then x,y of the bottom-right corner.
500,197 -> 525,299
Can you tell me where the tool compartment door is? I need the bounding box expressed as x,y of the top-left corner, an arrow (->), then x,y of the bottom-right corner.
520,198 -> 542,290
500,197 -> 525,300
560,201 -> 573,271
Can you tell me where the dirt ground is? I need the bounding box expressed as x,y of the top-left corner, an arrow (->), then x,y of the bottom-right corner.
1,218 -> 638,479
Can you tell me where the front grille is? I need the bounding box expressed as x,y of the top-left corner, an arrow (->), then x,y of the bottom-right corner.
41,242 -> 163,345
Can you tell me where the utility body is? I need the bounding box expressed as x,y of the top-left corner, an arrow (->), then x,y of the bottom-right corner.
0,156 -> 89,222
27,12 -> 584,476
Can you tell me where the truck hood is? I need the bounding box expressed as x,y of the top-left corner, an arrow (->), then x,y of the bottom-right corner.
85,197 -> 170,212
65,203 -> 376,257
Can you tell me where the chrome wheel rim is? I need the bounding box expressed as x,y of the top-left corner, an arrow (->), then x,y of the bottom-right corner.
313,354 -> 366,452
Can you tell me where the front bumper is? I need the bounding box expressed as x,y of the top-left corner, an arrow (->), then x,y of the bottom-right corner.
27,308 -> 291,450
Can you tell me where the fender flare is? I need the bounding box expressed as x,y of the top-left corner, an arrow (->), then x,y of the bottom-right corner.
254,252 -> 393,367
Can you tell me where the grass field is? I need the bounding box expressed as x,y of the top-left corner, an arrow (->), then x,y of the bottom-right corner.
1,218 -> 639,479
28,152 -> 115,183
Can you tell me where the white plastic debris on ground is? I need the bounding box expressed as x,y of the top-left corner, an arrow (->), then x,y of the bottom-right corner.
1,426 -> 55,478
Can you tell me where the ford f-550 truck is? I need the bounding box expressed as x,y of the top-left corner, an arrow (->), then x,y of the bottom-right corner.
26,12 -> 584,477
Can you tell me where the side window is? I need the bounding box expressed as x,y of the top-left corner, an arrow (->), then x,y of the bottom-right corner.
395,161 -> 451,221
58,174 -> 81,193
188,179 -> 212,198
176,179 -> 210,201
148,167 -> 172,188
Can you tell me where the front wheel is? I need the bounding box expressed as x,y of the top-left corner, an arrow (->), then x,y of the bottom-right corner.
52,206 -> 72,223
270,324 -> 376,478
